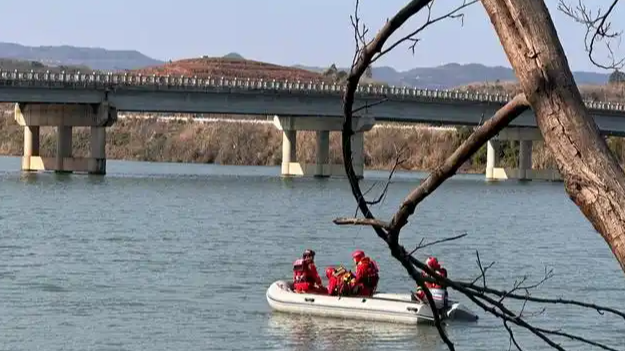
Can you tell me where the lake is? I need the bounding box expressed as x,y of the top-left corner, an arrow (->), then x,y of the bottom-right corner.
0,156 -> 623,351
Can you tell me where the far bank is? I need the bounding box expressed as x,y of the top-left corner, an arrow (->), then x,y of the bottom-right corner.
5,112 -> 625,174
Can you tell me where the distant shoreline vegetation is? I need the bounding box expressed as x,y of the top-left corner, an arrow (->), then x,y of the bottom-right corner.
6,109 -> 625,173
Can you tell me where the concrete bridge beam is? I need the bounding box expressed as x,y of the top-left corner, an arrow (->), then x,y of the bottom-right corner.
15,102 -> 116,175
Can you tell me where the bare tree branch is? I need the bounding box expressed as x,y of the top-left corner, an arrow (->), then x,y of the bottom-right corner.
558,0 -> 624,70
365,144 -> 408,206
408,232 -> 468,255
337,0 -> 625,350
333,217 -> 391,229
352,98 -> 388,114
385,93 -> 529,244
370,0 -> 478,64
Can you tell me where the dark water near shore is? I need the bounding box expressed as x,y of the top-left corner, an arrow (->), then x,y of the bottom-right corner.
0,156 -> 623,351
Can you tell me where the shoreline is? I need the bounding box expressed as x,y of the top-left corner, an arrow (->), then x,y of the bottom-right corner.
7,112 -> 625,174
0,113 -> 557,173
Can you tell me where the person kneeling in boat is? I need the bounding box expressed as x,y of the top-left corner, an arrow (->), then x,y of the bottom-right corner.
350,250 -> 380,297
325,266 -> 357,296
292,249 -> 326,294
413,256 -> 449,310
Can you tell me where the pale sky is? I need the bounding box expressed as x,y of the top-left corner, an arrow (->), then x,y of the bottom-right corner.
0,0 -> 622,73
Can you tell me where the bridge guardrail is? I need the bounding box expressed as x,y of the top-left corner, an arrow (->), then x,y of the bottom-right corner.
0,69 -> 623,112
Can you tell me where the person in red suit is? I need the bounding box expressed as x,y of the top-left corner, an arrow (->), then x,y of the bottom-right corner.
414,256 -> 449,309
350,250 -> 379,296
325,266 -> 356,296
292,249 -> 325,294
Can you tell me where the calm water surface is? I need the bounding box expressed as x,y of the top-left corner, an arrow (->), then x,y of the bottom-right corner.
0,156 -> 624,351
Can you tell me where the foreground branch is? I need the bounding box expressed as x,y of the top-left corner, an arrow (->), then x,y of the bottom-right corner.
341,1 -> 458,349
481,0 -> 625,273
336,0 -> 625,350
386,94 -> 529,244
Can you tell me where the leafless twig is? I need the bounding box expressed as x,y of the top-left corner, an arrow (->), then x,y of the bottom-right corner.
558,0 -> 624,70
408,232 -> 468,255
352,98 -> 389,114
370,0 -> 478,65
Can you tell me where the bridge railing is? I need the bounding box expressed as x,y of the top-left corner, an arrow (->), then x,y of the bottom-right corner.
0,69 -> 623,112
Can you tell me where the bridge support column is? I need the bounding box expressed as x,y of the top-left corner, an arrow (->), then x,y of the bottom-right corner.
55,126 -> 73,173
351,132 -> 364,179
315,130 -> 329,178
485,140 -> 500,181
518,140 -> 532,181
273,115 -> 374,179
486,127 -> 561,181
21,126 -> 40,171
15,102 -> 117,175
281,130 -> 297,177
88,127 -> 106,175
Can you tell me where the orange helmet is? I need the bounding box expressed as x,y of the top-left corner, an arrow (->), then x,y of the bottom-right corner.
352,250 -> 365,262
426,256 -> 440,270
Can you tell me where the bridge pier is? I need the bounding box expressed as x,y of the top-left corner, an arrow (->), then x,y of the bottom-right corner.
273,116 -> 374,179
486,127 -> 561,181
315,130 -> 330,178
15,102 -> 117,175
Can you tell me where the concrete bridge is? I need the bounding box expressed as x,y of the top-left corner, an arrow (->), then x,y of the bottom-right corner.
1,70 -> 624,180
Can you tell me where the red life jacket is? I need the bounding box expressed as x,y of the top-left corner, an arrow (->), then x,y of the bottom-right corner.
293,259 -> 315,284
422,267 -> 447,289
357,257 -> 379,289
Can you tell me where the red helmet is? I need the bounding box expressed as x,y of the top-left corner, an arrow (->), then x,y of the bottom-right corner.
325,267 -> 335,279
426,256 -> 440,270
352,250 -> 365,262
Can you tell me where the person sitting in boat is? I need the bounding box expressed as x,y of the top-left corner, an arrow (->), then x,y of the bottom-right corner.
350,250 -> 380,297
325,266 -> 357,296
414,256 -> 449,309
292,249 -> 325,294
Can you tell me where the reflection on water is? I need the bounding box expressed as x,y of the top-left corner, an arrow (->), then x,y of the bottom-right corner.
265,312 -> 443,351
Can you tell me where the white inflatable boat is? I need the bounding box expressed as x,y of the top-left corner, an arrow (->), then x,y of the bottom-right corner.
266,280 -> 479,325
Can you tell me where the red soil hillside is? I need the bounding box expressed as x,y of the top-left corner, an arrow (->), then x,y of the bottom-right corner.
129,57 -> 333,82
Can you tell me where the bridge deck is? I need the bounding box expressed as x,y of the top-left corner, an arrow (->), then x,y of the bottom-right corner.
0,70 -> 624,134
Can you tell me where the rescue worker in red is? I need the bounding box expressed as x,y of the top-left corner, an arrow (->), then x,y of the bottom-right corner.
325,266 -> 357,296
292,249 -> 326,294
350,250 -> 380,296
414,256 -> 448,302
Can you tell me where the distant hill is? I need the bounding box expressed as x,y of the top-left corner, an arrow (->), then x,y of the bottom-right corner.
130,57 -> 332,82
221,52 -> 245,60
0,42 -> 163,71
294,62 -> 612,89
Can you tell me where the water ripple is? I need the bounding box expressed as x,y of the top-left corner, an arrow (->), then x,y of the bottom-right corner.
0,157 -> 623,351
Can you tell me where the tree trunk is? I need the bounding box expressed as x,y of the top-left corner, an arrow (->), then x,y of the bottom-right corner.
480,0 -> 625,273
